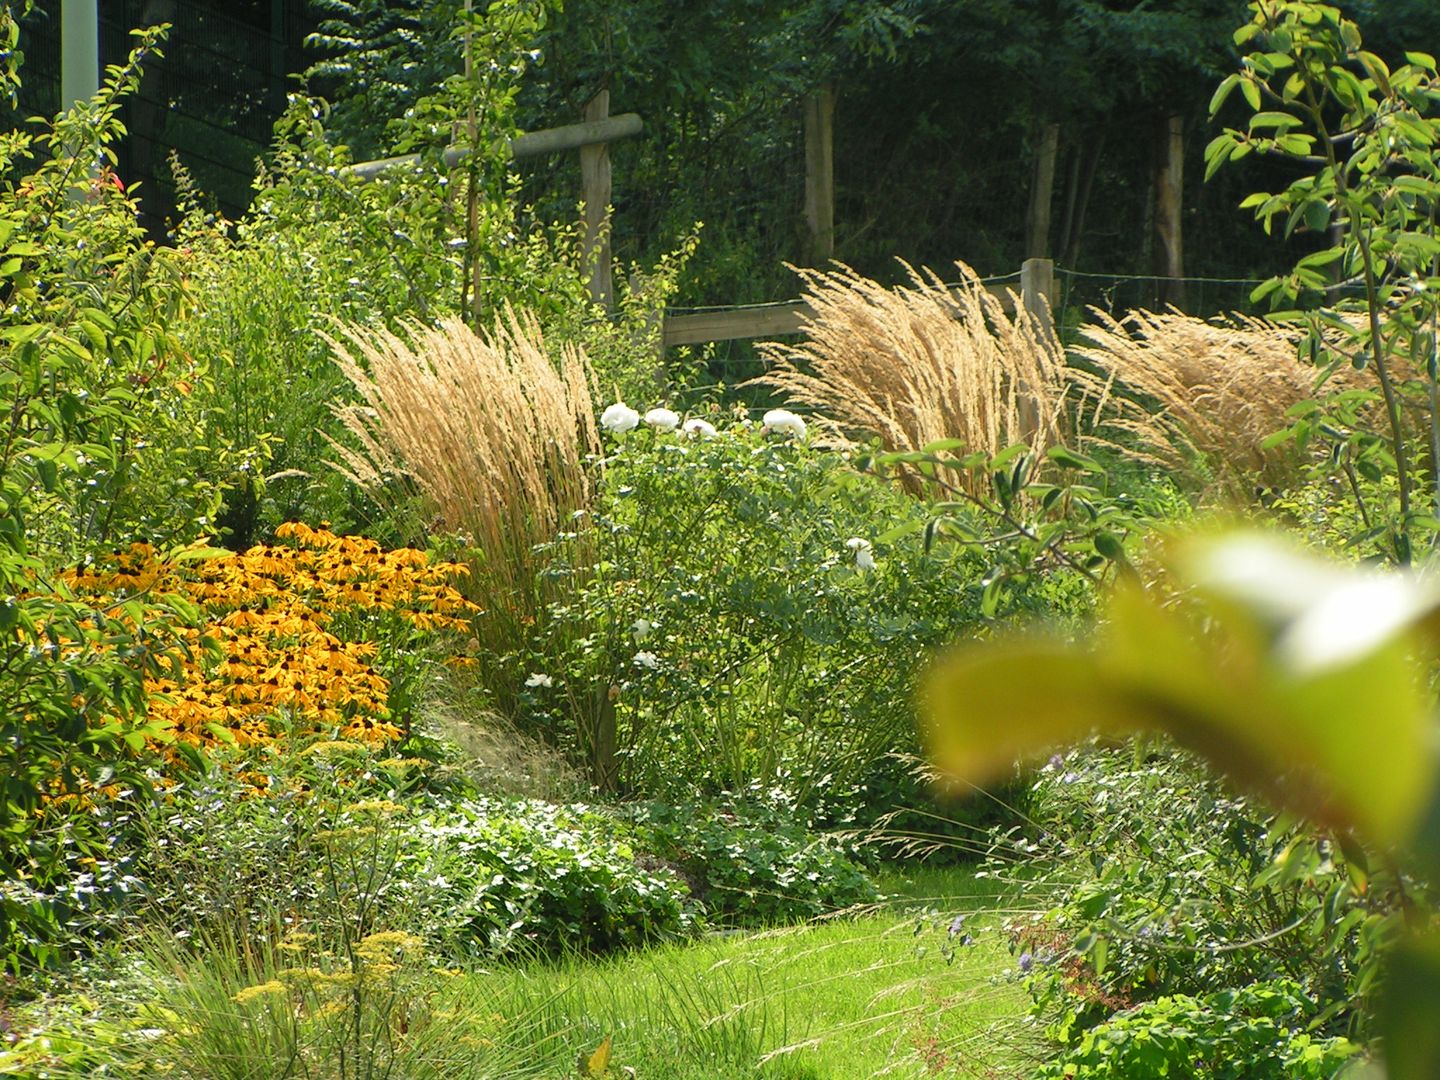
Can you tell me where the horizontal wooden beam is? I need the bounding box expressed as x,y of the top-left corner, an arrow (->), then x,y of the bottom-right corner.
664,302 -> 811,347
662,283 -> 1019,348
512,113 -> 642,159
341,113 -> 644,181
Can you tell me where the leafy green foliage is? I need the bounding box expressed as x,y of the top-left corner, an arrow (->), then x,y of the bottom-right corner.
926,525 -> 1440,1077
521,414 -> 994,804
1036,980 -> 1360,1080
862,438 -> 1163,620
627,799 -> 878,926
997,742 -> 1405,1046
394,797 -> 695,957
0,30 -> 211,974
1207,0 -> 1440,560
129,758 -> 695,961
926,529 -> 1437,846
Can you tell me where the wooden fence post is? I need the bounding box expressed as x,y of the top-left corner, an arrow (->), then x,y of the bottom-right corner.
1153,112 -> 1186,308
1025,122 -> 1060,259
580,90 -> 614,310
1020,257 -> 1056,337
1018,257 -> 1057,446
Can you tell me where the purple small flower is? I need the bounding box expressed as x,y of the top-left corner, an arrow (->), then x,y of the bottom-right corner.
1046,754 -> 1063,771
1018,951 -> 1034,973
960,933 -> 974,947
948,915 -> 965,939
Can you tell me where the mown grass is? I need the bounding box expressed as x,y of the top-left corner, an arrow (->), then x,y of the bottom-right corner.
4,867 -> 1039,1079
463,865 -> 1038,1079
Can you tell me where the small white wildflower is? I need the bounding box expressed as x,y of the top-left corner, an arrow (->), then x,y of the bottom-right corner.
762,409 -> 807,439
632,650 -> 661,671
682,417 -> 718,438
631,618 -> 654,642
644,407 -> 680,432
846,537 -> 875,572
600,403 -> 640,434
524,672 -> 554,688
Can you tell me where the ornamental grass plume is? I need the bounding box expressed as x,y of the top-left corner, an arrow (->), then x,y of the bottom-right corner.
1069,307 -> 1368,494
749,260 -> 1075,496
325,310 -> 599,656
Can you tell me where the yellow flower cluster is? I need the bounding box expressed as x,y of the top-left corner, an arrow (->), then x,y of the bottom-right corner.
59,522 -> 478,757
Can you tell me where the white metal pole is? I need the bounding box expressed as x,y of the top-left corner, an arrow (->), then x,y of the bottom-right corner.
61,0 -> 100,109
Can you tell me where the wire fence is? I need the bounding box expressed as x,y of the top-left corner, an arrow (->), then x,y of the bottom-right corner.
1056,267 -> 1268,320
12,0 -> 308,228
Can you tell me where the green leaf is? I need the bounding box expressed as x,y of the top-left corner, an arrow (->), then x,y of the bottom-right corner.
1241,78 -> 1262,111
1302,200 -> 1332,233
1046,446 -> 1104,473
925,530 -> 1440,848
1260,426 -> 1299,451
1209,73 -> 1240,116
1381,934 -> 1440,1080
924,640 -> 1129,783
1093,532 -> 1126,563
1249,110 -> 1302,130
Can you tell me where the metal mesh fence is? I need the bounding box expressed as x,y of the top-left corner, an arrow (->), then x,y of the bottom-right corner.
12,0 -> 311,229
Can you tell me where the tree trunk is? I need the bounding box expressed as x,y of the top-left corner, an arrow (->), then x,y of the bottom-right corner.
1025,121 -> 1060,259
1063,133 -> 1103,268
803,83 -> 836,265
1152,112 -> 1186,308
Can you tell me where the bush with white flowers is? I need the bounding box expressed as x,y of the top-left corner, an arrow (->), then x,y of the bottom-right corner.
515,412 -> 1004,812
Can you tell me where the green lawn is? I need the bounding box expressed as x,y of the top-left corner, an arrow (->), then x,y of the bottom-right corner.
460,865 -> 1038,1079
3,866 -> 1039,1079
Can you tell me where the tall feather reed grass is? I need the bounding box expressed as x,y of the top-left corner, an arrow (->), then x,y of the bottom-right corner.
326,310 -> 599,660
749,261 -> 1080,496
1070,306 -> 1369,493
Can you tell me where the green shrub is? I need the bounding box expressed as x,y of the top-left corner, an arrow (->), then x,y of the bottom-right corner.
396,797 -> 696,957
127,763 -> 695,961
627,798 -> 879,926
1036,980 -> 1361,1080
995,740 -> 1404,1045
0,31 -> 213,974
522,412 -> 995,805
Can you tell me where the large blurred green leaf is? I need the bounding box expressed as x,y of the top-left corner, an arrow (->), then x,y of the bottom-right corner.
924,531 -> 1438,848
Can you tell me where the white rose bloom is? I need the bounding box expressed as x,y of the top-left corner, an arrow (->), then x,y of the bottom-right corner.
631,617 -> 654,642
524,672 -> 554,688
644,407 -> 680,432
632,650 -> 661,671
846,537 -> 876,572
600,402 -> 640,433
762,409 -> 807,439
682,417 -> 718,438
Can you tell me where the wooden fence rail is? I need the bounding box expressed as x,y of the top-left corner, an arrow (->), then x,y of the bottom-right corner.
662,257 -> 1057,349
340,113 -> 644,181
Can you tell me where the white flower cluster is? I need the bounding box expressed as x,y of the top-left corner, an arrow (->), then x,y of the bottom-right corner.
598,403 -> 808,442
846,536 -> 876,572
761,409 -> 807,440
600,402 -> 720,438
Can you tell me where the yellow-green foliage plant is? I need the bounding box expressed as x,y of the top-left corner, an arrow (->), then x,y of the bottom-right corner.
133,925 -> 550,1080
